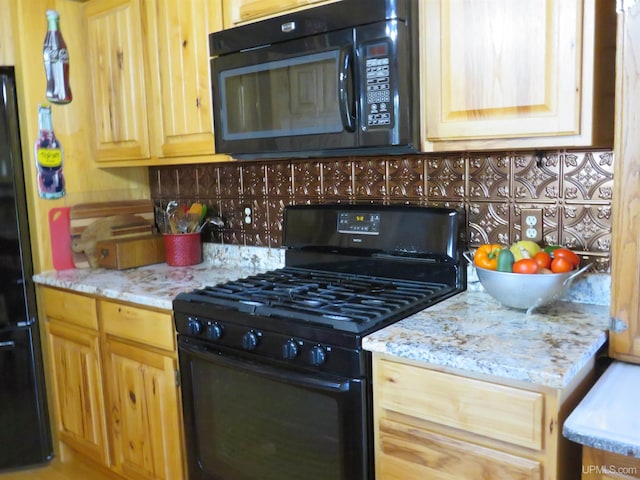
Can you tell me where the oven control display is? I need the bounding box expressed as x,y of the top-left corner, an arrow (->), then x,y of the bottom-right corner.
337,212 -> 381,235
364,41 -> 393,129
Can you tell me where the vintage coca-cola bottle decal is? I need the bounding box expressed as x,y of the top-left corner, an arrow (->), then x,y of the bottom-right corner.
43,10 -> 72,104
34,104 -> 65,199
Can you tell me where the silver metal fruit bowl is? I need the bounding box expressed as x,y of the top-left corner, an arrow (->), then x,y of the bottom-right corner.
472,262 -> 591,313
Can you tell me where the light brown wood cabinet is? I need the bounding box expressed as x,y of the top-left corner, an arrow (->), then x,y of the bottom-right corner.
85,0 -> 223,166
100,300 -> 184,480
0,0 -> 14,66
609,0 -> 640,364
420,0 -> 616,152
221,0 -> 340,28
582,1 -> 640,475
42,287 -> 185,480
43,288 -> 111,467
373,353 -> 597,480
581,447 -> 640,479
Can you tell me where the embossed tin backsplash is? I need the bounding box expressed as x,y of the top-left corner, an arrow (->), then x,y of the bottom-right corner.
149,149 -> 614,272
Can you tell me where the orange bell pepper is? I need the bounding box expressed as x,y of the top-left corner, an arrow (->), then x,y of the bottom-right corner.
473,244 -> 503,270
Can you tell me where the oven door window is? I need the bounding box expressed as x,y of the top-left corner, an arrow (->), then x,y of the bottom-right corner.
181,344 -> 367,480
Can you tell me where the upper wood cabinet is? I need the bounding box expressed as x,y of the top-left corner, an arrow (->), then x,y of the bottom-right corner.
222,0 -> 340,28
86,0 -> 150,162
609,1 -> 640,364
420,0 -> 616,152
0,0 -> 14,65
85,0 -> 222,165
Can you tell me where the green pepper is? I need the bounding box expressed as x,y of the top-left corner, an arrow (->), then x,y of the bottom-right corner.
544,245 -> 562,254
496,248 -> 515,272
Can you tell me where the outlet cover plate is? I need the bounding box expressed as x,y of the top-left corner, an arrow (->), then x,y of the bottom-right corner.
521,208 -> 543,243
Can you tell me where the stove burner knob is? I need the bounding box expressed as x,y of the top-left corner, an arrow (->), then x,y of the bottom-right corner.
282,339 -> 299,360
206,322 -> 223,341
242,331 -> 259,351
310,345 -> 327,366
187,317 -> 203,336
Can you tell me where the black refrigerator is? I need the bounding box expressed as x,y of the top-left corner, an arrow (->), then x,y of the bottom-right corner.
0,67 -> 53,470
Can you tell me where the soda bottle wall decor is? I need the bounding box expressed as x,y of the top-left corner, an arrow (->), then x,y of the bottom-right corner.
43,10 -> 72,104
34,104 -> 65,199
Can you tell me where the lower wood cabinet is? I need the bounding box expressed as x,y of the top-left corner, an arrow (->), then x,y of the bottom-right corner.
46,314 -> 110,466
581,447 -> 640,480
104,335 -> 183,480
41,287 -> 185,480
372,353 -> 598,480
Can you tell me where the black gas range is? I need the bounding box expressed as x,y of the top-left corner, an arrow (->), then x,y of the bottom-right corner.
173,204 -> 466,480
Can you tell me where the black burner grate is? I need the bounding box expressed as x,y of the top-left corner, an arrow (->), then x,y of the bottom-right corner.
181,267 -> 451,332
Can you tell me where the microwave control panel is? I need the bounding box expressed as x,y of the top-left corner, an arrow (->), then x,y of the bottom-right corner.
364,41 -> 393,129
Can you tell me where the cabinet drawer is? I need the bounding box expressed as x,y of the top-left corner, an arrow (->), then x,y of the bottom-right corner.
376,358 -> 544,450
377,417 -> 542,480
43,288 -> 98,330
99,301 -> 175,352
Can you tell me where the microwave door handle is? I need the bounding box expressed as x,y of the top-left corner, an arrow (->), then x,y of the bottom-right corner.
339,47 -> 355,132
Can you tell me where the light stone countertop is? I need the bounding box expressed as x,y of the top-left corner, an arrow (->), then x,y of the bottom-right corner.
563,361 -> 640,458
362,291 -> 609,389
34,244 -> 610,390
33,244 -> 285,311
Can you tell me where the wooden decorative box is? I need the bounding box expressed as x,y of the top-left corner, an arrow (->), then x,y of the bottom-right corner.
96,234 -> 165,270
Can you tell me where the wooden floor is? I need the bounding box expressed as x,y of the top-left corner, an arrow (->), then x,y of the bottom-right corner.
0,458 -> 113,480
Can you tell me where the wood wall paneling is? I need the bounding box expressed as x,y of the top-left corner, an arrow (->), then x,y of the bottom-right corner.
10,0 -> 150,273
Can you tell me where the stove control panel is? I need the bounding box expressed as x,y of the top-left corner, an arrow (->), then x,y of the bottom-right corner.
176,312 -> 362,377
337,211 -> 381,235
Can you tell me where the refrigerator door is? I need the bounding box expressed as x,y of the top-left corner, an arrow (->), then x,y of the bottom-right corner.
0,67 -> 53,469
0,325 -> 52,468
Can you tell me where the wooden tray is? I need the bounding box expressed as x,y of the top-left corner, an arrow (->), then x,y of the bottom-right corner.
70,200 -> 156,268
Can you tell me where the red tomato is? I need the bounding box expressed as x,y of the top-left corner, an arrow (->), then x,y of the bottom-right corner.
512,258 -> 539,274
551,257 -> 573,273
533,251 -> 551,270
553,248 -> 580,268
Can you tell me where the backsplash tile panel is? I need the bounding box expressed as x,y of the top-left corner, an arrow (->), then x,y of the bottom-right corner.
387,157 -> 424,199
150,148 -> 614,272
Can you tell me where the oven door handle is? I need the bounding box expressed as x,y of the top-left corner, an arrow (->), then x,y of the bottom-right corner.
180,341 -> 353,393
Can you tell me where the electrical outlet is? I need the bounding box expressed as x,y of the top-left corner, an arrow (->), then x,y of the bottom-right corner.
243,206 -> 252,225
520,208 -> 543,243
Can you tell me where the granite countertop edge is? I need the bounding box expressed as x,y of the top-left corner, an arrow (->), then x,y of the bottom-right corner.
34,245 -> 610,391
562,361 -> 640,458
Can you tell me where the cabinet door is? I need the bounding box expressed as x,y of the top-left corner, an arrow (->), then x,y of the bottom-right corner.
144,0 -> 220,158
610,1 -> 640,363
421,0 -> 614,151
46,320 -> 110,466
222,0 -> 339,28
105,339 -> 183,480
86,0 -> 150,162
0,0 -> 13,66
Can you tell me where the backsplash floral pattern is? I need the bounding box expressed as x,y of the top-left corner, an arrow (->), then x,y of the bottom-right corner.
149,149 -> 614,272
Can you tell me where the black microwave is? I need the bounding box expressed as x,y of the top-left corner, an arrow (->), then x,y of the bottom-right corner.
209,0 -> 420,159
